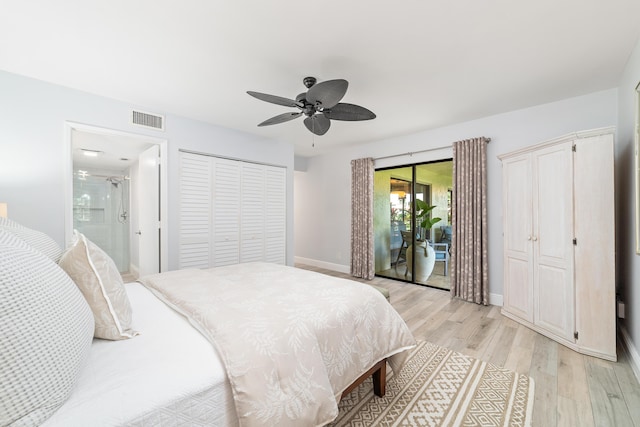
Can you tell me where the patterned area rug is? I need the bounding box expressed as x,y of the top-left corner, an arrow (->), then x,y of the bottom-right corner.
330,341 -> 534,426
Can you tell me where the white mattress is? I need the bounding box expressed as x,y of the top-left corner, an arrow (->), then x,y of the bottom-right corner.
43,282 -> 238,427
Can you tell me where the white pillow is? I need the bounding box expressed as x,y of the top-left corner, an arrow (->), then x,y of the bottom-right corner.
0,220 -> 63,263
0,229 -> 94,426
59,232 -> 138,340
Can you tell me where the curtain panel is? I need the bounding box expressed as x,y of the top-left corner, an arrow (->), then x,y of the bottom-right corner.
350,158 -> 375,280
451,137 -> 489,305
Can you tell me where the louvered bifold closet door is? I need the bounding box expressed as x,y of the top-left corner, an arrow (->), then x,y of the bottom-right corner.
212,158 -> 241,266
240,163 -> 266,262
178,153 -> 212,269
265,166 -> 286,264
179,151 -> 287,269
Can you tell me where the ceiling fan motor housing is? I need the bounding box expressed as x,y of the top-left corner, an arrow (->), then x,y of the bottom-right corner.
296,93 -> 316,116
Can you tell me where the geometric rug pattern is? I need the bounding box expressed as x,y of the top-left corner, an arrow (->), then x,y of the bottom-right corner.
329,341 -> 534,426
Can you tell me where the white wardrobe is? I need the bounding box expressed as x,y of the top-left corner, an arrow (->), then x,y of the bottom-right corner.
178,151 -> 286,269
499,127 -> 616,361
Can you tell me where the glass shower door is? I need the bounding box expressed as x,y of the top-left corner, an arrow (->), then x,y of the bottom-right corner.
73,170 -> 130,273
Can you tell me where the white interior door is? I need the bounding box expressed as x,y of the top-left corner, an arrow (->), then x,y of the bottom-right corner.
137,145 -> 160,276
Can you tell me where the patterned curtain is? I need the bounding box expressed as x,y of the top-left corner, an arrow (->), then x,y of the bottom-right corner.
350,158 -> 374,280
451,138 -> 489,305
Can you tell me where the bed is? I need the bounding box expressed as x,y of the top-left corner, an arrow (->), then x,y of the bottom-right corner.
0,220 -> 415,427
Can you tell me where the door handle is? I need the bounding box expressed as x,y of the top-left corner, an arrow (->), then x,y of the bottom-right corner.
135,231 -> 142,235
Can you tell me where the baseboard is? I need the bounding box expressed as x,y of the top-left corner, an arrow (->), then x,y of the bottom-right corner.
294,257 -> 505,307
294,256 -> 350,274
489,293 -> 503,307
619,324 -> 640,384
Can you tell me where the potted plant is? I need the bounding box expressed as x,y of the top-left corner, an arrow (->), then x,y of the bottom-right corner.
406,200 -> 442,282
415,199 -> 442,242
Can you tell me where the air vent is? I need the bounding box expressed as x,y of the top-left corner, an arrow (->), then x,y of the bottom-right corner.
131,110 -> 165,131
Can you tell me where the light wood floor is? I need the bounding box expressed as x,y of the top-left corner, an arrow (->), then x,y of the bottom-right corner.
296,264 -> 640,427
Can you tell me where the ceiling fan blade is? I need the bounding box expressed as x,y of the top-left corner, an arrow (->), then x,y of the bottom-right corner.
306,79 -> 348,109
303,115 -> 331,135
247,91 -> 303,108
257,112 -> 302,127
324,103 -> 376,121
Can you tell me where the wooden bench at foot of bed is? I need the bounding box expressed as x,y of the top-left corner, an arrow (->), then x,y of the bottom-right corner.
340,358 -> 387,399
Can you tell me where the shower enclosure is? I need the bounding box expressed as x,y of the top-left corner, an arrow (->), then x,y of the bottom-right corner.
73,169 -> 130,273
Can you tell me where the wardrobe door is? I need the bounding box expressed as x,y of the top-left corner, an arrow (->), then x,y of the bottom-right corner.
212,158 -> 241,267
532,142 -> 574,341
240,162 -> 266,262
574,132 -> 616,360
264,165 -> 286,264
502,154 -> 534,323
178,152 -> 212,269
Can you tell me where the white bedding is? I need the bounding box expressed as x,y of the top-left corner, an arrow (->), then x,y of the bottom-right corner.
42,282 -> 238,427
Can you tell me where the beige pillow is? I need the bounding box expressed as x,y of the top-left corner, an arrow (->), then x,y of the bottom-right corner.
59,232 -> 138,340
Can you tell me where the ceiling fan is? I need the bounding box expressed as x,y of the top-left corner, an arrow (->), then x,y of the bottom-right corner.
247,77 -> 376,136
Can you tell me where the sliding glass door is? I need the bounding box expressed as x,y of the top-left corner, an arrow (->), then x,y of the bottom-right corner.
373,160 -> 453,290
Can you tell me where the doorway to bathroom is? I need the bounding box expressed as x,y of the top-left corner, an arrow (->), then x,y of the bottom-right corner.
65,123 -> 168,279
374,159 -> 453,290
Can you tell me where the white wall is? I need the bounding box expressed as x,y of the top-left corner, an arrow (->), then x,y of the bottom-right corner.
617,36 -> 640,371
0,70 -> 295,269
294,89 -> 618,298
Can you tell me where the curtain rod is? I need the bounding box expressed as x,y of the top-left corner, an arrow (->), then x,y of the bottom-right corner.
373,137 -> 491,161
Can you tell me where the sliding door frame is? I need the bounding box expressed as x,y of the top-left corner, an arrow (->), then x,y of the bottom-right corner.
374,158 -> 452,287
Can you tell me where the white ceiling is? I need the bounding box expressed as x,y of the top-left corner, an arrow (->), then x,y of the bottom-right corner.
71,129 -> 157,170
2,1 -> 639,157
